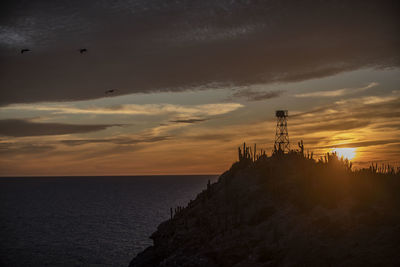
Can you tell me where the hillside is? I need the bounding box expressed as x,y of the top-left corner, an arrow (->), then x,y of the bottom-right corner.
129,147 -> 400,267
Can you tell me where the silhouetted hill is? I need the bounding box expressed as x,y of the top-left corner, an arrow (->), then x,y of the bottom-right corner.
129,150 -> 400,267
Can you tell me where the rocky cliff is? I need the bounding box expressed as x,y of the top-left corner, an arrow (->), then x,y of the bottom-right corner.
130,152 -> 400,266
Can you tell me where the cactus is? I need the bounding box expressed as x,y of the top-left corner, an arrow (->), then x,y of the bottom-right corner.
298,140 -> 304,155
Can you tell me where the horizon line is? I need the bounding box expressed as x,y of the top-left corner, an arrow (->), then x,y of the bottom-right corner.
0,174 -> 220,178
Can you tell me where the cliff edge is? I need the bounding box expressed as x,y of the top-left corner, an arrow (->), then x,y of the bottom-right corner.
130,152 -> 400,266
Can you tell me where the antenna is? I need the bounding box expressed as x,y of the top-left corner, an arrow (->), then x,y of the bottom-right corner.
274,110 -> 290,153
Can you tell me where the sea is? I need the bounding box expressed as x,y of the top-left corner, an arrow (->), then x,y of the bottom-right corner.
0,175 -> 218,267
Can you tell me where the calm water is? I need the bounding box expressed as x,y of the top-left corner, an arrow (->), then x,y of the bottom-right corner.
0,175 -> 218,267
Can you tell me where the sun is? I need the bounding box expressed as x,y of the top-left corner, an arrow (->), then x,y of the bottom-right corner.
332,148 -> 356,160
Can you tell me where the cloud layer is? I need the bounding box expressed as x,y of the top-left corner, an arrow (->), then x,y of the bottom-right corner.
295,82 -> 379,98
0,0 -> 399,105
60,135 -> 170,146
288,95 -> 400,161
1,102 -> 243,117
0,119 -> 118,137
231,89 -> 283,101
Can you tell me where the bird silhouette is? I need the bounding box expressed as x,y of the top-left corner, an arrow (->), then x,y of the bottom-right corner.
21,49 -> 30,54
79,48 -> 87,54
105,89 -> 115,94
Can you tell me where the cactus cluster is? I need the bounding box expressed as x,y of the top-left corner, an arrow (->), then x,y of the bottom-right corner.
369,163 -> 399,175
170,205 -> 185,219
235,139 -> 361,173
238,142 -> 267,162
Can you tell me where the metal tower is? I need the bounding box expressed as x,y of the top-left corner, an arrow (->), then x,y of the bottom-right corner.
274,110 -> 290,153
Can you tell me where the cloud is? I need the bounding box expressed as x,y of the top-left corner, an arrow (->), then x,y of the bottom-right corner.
0,142 -> 55,155
1,103 -> 243,117
0,1 -> 398,105
298,120 -> 371,133
0,119 -> 119,137
184,133 -> 235,142
169,118 -> 208,124
60,135 -> 170,146
290,106 -> 335,119
0,26 -> 31,46
360,95 -> 399,105
288,95 -> 400,144
317,139 -> 400,149
294,82 -> 379,98
231,89 -> 283,101
291,96 -> 400,120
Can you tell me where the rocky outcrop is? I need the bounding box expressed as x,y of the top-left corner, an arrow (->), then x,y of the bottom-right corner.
130,153 -> 400,266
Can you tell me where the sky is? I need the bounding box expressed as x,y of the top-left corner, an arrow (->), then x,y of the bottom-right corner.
0,0 -> 399,176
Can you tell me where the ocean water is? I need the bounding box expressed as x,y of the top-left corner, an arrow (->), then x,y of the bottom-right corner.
0,175 -> 218,267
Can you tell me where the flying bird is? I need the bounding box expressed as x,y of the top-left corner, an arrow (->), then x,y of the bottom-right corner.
79,48 -> 87,54
20,49 -> 30,54
105,89 -> 116,94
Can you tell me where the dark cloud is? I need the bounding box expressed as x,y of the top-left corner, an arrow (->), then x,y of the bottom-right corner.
289,136 -> 331,146
170,118 -> 208,124
0,0 -> 399,105
60,135 -> 170,146
372,122 -> 400,130
184,133 -> 235,142
0,143 -> 55,155
0,119 -> 119,137
231,89 -> 283,101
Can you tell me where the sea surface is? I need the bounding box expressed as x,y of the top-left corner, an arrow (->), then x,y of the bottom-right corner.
0,175 -> 218,267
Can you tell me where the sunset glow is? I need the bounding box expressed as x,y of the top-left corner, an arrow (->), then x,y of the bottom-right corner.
0,1 -> 399,176
332,148 -> 357,160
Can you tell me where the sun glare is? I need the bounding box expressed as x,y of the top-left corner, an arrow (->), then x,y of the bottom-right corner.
332,147 -> 356,160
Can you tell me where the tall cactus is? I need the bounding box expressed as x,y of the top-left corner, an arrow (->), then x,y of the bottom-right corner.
298,140 -> 304,155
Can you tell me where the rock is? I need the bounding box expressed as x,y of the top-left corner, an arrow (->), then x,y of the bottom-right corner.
129,152 -> 400,266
